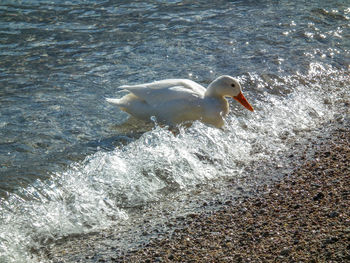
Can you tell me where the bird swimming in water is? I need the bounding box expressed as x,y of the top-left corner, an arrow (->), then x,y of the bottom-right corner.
106,75 -> 254,128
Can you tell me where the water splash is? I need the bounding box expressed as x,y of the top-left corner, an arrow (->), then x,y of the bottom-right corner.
0,63 -> 349,262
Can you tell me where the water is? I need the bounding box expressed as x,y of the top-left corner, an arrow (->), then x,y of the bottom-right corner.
0,0 -> 349,262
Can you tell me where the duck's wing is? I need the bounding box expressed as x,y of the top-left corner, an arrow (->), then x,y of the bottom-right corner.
120,79 -> 206,105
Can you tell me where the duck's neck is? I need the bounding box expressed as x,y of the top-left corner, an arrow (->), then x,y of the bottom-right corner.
204,84 -> 229,116
204,83 -> 222,98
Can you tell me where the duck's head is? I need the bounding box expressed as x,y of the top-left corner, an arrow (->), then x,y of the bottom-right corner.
208,75 -> 254,112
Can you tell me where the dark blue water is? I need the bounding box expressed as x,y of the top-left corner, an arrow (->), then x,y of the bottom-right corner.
0,1 -> 349,262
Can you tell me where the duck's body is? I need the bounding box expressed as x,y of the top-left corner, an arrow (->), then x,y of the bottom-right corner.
107,76 -> 253,128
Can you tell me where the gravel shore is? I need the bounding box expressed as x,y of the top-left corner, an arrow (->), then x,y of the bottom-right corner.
114,126 -> 350,262
43,117 -> 350,263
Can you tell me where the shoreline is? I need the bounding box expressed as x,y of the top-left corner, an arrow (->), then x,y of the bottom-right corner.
116,125 -> 350,262
115,128 -> 349,262
45,121 -> 350,262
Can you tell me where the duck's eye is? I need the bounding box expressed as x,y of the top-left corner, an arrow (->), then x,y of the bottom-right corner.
231,83 -> 236,88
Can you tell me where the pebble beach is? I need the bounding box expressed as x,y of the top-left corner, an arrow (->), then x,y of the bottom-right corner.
43,112 -> 350,263
115,123 -> 350,263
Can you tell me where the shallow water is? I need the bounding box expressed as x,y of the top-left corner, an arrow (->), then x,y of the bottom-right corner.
0,0 -> 349,262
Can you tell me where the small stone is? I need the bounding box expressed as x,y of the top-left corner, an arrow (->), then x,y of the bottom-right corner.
254,200 -> 262,207
258,208 -> 266,214
324,236 -> 339,244
234,254 -> 243,262
323,98 -> 332,104
280,248 -> 290,256
328,211 -> 339,218
313,192 -> 325,201
324,151 -> 331,157
262,231 -> 269,237
224,200 -> 232,205
187,213 -> 197,219
293,204 -> 302,209
154,257 -> 162,262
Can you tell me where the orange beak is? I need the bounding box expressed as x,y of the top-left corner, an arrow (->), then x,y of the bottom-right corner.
233,92 -> 254,112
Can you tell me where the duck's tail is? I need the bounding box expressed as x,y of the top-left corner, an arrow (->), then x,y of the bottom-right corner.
106,98 -> 121,105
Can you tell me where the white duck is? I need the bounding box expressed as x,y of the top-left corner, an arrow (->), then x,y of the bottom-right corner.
106,75 -> 254,128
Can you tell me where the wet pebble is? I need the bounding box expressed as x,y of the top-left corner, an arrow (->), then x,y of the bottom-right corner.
313,192 -> 325,201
